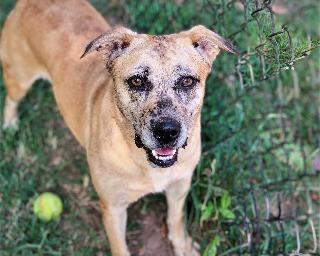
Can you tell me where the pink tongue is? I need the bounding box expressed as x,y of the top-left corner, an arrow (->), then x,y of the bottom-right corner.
155,148 -> 174,156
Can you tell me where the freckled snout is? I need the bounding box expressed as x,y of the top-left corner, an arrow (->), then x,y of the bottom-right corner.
152,118 -> 181,146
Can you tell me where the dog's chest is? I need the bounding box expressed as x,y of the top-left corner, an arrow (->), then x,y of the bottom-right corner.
147,168 -> 189,193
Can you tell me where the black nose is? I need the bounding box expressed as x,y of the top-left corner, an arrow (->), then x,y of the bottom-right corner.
153,118 -> 181,145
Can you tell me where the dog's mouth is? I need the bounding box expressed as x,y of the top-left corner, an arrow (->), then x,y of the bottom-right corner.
135,135 -> 181,168
148,148 -> 178,168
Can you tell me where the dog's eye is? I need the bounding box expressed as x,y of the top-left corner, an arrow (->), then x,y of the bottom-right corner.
176,76 -> 198,89
127,76 -> 151,91
129,77 -> 142,87
181,77 -> 194,87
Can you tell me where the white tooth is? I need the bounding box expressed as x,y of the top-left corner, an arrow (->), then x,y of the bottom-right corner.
152,150 -> 157,157
158,155 -> 174,161
173,150 -> 176,154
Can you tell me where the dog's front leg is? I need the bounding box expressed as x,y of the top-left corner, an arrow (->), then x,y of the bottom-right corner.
166,178 -> 200,256
100,200 -> 130,256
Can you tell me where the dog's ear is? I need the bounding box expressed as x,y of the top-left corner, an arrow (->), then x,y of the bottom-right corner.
180,25 -> 238,64
80,26 -> 136,67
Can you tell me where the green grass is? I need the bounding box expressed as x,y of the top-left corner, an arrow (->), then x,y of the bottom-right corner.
1,0 -> 319,255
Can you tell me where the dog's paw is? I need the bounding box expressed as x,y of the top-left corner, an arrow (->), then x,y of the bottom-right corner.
172,236 -> 200,256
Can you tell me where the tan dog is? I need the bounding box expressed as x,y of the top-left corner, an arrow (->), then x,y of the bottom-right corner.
1,0 -> 237,255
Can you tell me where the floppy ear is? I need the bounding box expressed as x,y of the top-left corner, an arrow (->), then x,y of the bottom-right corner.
180,25 -> 238,64
80,26 -> 136,68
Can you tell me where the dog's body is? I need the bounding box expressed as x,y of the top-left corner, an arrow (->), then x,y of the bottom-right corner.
1,1 -> 236,255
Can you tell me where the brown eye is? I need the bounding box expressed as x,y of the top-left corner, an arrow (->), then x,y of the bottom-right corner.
182,77 -> 194,87
176,76 -> 198,89
127,75 -> 152,91
131,77 -> 142,87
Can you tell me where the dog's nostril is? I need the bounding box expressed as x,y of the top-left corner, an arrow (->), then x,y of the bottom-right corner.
153,119 -> 181,144
169,128 -> 178,138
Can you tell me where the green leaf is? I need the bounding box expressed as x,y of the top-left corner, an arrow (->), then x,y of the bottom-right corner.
200,202 -> 214,223
203,236 -> 220,256
219,208 -> 236,220
220,192 -> 231,209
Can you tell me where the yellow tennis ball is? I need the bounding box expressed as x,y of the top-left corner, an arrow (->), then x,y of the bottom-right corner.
33,192 -> 63,221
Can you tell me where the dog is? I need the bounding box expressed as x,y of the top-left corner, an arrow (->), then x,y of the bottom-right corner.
0,0 -> 237,255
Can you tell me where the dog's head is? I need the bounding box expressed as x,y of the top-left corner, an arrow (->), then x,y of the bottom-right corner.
81,25 -> 237,168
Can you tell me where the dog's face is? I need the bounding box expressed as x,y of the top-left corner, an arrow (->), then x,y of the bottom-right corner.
82,25 -> 237,168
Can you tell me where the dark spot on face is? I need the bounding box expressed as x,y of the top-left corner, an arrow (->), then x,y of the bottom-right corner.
120,41 -> 130,49
135,134 -> 144,148
157,98 -> 172,109
139,109 -> 153,126
182,137 -> 188,148
174,64 -> 194,75
151,99 -> 178,118
151,36 -> 171,58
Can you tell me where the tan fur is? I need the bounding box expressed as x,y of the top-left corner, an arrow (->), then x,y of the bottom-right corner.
1,1 -> 236,255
